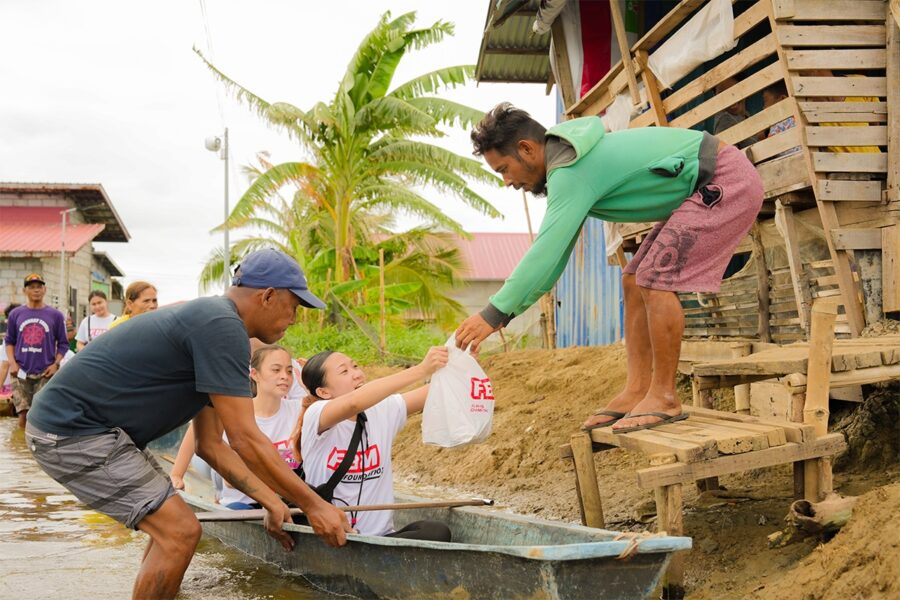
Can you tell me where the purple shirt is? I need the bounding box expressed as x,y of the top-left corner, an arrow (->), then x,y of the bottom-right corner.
4,305 -> 68,375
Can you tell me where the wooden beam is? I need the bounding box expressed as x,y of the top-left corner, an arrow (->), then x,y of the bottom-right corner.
817,180 -> 885,202
636,50 -> 667,126
806,126 -> 887,148
786,49 -> 887,70
884,225 -> 900,312
747,127 -> 803,164
608,0 -> 640,107
776,25 -> 886,47
799,101 -> 887,123
792,77 -> 887,98
669,62 -> 783,130
831,228 -> 883,250
773,0 -> 887,22
750,223 -> 771,343
635,434 -> 847,489
803,301 -> 837,501
888,4 -> 900,204
718,97 -> 796,147
570,433 -> 605,528
550,18 -> 577,112
812,153 -> 888,174
775,200 -> 812,336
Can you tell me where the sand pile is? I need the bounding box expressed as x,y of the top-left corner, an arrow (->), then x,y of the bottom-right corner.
393,343 -> 651,522
748,483 -> 900,600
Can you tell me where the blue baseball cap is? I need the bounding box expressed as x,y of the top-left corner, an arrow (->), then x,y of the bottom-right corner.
231,249 -> 325,309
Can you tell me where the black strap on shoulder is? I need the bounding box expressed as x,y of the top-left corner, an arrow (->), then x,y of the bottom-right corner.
314,412 -> 367,502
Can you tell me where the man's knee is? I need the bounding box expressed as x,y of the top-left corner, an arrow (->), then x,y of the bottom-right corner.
139,497 -> 202,555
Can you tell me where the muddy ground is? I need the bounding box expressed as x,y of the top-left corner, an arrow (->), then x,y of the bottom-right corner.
390,343 -> 900,599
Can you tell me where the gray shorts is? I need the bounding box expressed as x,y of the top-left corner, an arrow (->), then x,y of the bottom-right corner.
25,424 -> 176,529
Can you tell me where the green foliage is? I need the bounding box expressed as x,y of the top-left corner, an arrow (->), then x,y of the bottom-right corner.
280,321 -> 446,366
197,11 -> 502,329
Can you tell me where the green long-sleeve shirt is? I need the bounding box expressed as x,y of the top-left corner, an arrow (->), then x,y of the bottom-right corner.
482,117 -> 719,326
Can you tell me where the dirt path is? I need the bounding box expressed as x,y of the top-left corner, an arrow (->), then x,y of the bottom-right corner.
390,344 -> 900,599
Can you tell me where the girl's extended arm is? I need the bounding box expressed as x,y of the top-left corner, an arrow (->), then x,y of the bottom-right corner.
317,347 -> 447,433
402,384 -> 430,416
170,423 -> 196,490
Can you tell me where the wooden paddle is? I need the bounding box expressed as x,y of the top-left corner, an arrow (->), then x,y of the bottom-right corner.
195,498 -> 495,522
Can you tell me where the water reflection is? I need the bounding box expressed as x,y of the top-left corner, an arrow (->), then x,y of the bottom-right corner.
0,419 -> 329,599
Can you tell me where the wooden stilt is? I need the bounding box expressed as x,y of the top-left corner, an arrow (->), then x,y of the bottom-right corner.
803,301 -> 837,501
731,344 -> 752,415
661,484 -> 686,600
775,200 -> 812,338
570,433 -> 605,528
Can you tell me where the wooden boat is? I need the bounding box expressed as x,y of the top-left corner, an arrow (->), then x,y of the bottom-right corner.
182,491 -> 691,600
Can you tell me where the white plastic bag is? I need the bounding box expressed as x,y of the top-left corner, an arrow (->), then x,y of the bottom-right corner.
422,336 -> 495,448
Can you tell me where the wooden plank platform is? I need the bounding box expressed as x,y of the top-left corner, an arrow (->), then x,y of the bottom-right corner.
586,406 -> 807,464
693,336 -> 900,378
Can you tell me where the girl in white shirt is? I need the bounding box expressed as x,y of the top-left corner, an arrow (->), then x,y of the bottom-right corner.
171,344 -> 302,509
298,347 -> 451,541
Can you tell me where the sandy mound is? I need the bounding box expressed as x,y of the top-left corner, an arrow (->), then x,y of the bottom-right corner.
748,483 -> 900,600
393,343 -> 653,522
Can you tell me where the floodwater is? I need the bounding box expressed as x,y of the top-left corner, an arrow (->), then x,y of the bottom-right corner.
0,418 -> 331,600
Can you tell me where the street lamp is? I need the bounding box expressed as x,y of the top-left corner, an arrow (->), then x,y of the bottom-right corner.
205,128 -> 230,292
59,207 -> 78,311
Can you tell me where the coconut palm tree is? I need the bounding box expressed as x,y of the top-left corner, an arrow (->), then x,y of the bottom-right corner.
197,11 -> 500,324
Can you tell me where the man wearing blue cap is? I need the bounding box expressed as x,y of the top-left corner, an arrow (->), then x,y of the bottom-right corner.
26,249 -> 352,599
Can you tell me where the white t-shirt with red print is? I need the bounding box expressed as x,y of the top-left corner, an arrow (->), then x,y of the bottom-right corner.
301,394 -> 407,536
219,397 -> 303,507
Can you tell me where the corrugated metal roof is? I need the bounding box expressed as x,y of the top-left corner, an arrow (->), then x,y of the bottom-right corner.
456,232 -> 532,281
0,221 -> 105,254
93,251 -> 125,278
0,182 -> 130,242
476,0 -> 552,84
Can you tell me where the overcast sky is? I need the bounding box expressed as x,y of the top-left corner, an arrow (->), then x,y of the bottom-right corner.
1,1 -> 556,304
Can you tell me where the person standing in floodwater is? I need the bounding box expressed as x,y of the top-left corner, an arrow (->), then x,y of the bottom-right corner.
4,274 -> 68,428
25,249 -> 352,600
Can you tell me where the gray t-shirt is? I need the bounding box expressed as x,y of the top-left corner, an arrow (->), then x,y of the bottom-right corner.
29,296 -> 251,449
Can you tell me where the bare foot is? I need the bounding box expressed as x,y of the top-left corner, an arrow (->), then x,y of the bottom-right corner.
582,389 -> 646,429
612,392 -> 681,431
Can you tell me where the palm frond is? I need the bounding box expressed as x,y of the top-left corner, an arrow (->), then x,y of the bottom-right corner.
389,65 -> 474,99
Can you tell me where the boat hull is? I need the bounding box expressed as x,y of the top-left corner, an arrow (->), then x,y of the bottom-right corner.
187,494 -> 690,600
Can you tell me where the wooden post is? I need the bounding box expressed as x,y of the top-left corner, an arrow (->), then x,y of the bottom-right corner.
775,200 -> 812,337
749,223 -> 771,343
884,225 -> 900,313
636,49 -> 667,126
378,248 -> 386,355
550,17 -> 577,111
608,0 -> 641,108
803,300 -> 837,501
886,5 -> 899,202
570,433 -> 605,528
660,483 -> 685,600
731,343 -> 752,414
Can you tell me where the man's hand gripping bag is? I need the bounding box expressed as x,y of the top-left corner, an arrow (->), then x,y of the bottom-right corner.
422,336 -> 495,447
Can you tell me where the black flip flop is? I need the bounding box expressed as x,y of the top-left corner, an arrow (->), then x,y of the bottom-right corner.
612,412 -> 688,434
581,410 -> 627,431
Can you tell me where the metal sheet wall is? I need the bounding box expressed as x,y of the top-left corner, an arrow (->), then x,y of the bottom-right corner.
552,95 -> 624,347
554,218 -> 624,347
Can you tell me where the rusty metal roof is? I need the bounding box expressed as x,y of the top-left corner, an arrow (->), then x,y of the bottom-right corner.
456,232 -> 532,281
0,182 -> 130,242
475,0 -> 551,84
0,220 -> 106,255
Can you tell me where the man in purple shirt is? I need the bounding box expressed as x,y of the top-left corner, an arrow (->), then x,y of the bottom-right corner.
4,273 -> 68,428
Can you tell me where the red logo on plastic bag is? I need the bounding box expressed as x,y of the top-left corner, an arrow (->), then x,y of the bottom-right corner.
470,377 -> 494,401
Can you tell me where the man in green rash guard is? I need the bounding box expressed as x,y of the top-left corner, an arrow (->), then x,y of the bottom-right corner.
454,103 -> 764,433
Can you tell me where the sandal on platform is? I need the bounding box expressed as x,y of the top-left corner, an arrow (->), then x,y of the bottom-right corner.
612,412 -> 688,434
581,410 -> 627,431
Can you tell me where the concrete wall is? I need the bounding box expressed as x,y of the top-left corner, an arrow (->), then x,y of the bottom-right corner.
450,279 -> 543,346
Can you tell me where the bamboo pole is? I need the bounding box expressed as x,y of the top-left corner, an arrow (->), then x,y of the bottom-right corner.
195,498 -> 495,523
803,300 -> 837,501
378,248 -> 386,355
